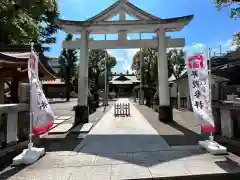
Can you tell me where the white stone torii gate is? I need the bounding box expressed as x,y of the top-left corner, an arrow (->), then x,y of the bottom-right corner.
56,0 -> 193,124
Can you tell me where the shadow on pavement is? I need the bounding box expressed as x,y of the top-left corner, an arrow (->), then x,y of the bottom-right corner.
135,105 -> 204,146
130,173 -> 240,180
66,134 -> 240,175
161,121 -> 206,146
0,132 -> 83,179
39,133 -> 83,152
1,134 -> 240,179
0,165 -> 25,180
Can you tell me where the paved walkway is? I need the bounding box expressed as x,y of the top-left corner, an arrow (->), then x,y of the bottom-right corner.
135,105 -> 204,146
1,99 -> 240,180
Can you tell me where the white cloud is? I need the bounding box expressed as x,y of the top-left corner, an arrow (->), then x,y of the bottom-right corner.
121,49 -> 138,73
121,59 -> 132,73
183,38 -> 237,58
107,35 -> 139,73
109,48 -> 138,73
220,39 -> 237,51
184,43 -> 207,55
106,49 -> 114,56
192,43 -> 205,49
117,58 -> 125,62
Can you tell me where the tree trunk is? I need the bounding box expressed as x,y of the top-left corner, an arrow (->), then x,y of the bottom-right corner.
145,66 -> 152,106
66,66 -> 70,102
66,81 -> 70,102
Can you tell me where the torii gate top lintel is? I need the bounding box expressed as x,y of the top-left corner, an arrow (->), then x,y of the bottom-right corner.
56,0 -> 194,34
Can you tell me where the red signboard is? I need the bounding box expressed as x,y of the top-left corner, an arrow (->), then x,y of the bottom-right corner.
188,55 -> 204,69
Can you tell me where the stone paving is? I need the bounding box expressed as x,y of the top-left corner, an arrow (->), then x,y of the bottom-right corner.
1,98 -> 240,180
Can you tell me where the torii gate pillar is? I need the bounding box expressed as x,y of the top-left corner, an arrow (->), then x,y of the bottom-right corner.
157,28 -> 173,122
75,29 -> 89,124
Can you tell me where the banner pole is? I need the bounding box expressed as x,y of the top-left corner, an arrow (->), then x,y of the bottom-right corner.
208,47 -> 214,141
29,43 -> 34,149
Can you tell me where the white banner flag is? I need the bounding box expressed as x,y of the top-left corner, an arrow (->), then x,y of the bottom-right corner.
28,51 -> 54,135
186,54 -> 215,132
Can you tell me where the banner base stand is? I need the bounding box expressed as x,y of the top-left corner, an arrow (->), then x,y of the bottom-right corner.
198,140 -> 227,155
13,144 -> 45,165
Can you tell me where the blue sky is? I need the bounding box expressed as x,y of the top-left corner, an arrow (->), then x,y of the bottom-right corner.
45,0 -> 239,73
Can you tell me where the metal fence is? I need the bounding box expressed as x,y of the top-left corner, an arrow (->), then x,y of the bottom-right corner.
114,103 -> 131,117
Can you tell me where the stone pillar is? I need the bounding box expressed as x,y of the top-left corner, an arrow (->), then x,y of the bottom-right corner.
18,83 -> 30,141
220,109 -> 233,138
157,28 -> 173,122
0,78 -> 4,104
18,83 -> 40,145
75,29 -> 89,124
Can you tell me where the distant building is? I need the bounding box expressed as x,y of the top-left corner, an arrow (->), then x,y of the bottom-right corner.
48,57 -> 60,73
109,73 -> 140,97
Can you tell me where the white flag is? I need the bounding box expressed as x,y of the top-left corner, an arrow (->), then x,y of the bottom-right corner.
28,51 -> 54,135
28,51 -> 40,84
31,79 -> 54,134
186,54 -> 215,132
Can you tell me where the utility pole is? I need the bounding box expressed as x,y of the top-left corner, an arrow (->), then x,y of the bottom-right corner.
208,47 -> 214,141
211,45 -> 222,57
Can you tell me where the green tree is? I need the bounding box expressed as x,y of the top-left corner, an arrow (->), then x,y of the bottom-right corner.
132,48 -> 158,86
214,0 -> 240,48
132,48 -> 185,105
167,49 -> 186,78
0,0 -> 59,51
132,48 -> 185,84
88,49 -> 117,91
59,34 -> 78,101
132,48 -> 158,106
73,49 -> 117,94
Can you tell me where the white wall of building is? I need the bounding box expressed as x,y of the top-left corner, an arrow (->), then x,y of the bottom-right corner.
170,75 -> 228,100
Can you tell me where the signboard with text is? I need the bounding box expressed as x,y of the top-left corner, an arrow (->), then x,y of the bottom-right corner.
186,54 -> 215,132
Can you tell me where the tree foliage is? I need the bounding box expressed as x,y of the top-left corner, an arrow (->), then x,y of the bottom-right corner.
58,34 -> 78,101
73,49 -> 117,93
167,49 -> 186,78
0,0 -> 59,51
132,48 -> 158,85
131,48 -> 186,84
132,48 -> 185,106
88,49 -> 117,90
214,0 -> 240,48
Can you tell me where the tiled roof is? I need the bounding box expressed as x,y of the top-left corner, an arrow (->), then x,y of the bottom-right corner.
110,74 -> 139,84
0,51 -> 57,80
